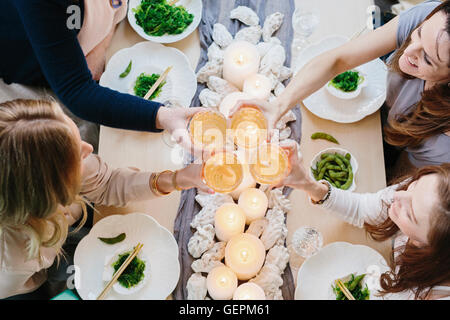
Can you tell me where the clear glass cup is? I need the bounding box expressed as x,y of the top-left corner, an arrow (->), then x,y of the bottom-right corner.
291,8 -> 320,54
292,8 -> 320,38
202,151 -> 244,194
291,226 -> 323,258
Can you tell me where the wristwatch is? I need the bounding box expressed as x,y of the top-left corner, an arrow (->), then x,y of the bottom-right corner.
311,180 -> 332,205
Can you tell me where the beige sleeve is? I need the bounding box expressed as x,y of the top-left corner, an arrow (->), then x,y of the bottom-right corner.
0,269 -> 46,299
79,154 -> 157,207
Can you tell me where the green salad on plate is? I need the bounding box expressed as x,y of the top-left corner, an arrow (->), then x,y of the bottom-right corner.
330,70 -> 364,92
133,0 -> 194,37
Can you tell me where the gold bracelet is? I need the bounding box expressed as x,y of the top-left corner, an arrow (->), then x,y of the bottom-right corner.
151,171 -> 173,196
172,170 -> 183,191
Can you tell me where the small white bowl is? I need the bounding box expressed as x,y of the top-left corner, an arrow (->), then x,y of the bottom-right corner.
309,147 -> 358,191
326,69 -> 368,100
103,246 -> 150,296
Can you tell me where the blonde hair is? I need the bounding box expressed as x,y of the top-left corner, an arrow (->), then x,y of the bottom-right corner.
0,99 -> 88,260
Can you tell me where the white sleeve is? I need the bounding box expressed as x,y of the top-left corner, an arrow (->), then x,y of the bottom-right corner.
317,185 -> 398,228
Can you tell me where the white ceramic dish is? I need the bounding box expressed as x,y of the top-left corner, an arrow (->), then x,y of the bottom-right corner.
128,0 -> 202,44
294,35 -> 387,123
295,242 -> 390,300
100,41 -> 197,107
325,68 -> 368,100
309,147 -> 358,191
74,213 -> 180,300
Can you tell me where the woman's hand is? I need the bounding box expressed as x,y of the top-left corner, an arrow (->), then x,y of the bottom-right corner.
176,163 -> 214,194
229,98 -> 285,140
156,106 -> 207,157
276,139 -> 329,202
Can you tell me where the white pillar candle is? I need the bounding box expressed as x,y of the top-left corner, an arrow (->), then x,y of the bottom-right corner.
214,203 -> 246,242
243,74 -> 272,101
223,41 -> 260,90
207,266 -> 238,300
233,283 -> 266,300
219,92 -> 254,118
225,233 -> 266,280
238,188 -> 268,224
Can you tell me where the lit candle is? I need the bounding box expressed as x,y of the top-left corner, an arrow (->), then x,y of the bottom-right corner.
238,188 -> 268,224
230,148 -> 257,201
223,41 -> 260,90
243,74 -> 272,101
219,92 -> 253,118
214,203 -> 246,242
233,283 -> 266,300
206,266 -> 238,300
225,233 -> 266,280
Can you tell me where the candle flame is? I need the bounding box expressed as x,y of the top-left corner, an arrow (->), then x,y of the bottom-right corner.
255,80 -> 261,88
237,54 -> 245,64
219,277 -> 228,287
227,212 -> 236,223
240,249 -> 249,262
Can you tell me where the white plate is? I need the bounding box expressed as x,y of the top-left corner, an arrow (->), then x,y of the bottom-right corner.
74,213 -> 180,300
295,242 -> 390,300
128,0 -> 202,43
295,35 -> 387,123
100,41 -> 197,107
310,147 -> 358,191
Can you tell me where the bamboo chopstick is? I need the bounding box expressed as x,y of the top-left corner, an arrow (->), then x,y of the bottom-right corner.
168,0 -> 179,5
336,279 -> 356,300
97,243 -> 144,300
143,66 -> 173,100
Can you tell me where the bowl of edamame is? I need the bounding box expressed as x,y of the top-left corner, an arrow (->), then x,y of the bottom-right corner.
309,148 -> 358,191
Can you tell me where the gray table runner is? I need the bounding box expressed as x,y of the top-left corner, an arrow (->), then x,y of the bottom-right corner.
173,0 -> 301,300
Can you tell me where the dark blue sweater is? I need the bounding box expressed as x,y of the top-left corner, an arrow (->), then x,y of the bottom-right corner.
0,0 -> 163,132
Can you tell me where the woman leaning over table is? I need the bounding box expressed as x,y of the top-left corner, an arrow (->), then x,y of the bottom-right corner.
0,99 -> 213,300
235,0 -> 450,178
0,0 -> 199,149
279,140 -> 449,300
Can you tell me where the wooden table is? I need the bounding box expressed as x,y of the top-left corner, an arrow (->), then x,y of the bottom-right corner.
97,0 -> 391,293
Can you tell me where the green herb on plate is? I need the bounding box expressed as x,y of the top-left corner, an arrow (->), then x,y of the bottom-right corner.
134,72 -> 166,99
98,233 -> 126,245
133,0 -> 194,37
119,61 -> 132,78
311,132 -> 339,144
112,251 -> 146,288
332,273 -> 370,300
330,70 -> 364,92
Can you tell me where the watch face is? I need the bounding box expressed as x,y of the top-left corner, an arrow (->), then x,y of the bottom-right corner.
110,0 -> 123,9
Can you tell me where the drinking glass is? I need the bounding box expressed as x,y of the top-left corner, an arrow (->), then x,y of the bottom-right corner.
291,8 -> 320,52
291,226 -> 323,258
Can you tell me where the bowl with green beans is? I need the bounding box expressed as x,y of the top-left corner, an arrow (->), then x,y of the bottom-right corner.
309,147 -> 358,192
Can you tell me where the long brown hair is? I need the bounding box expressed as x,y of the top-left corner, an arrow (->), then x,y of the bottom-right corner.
0,99 -> 86,260
365,163 -> 450,299
385,1 -> 450,148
